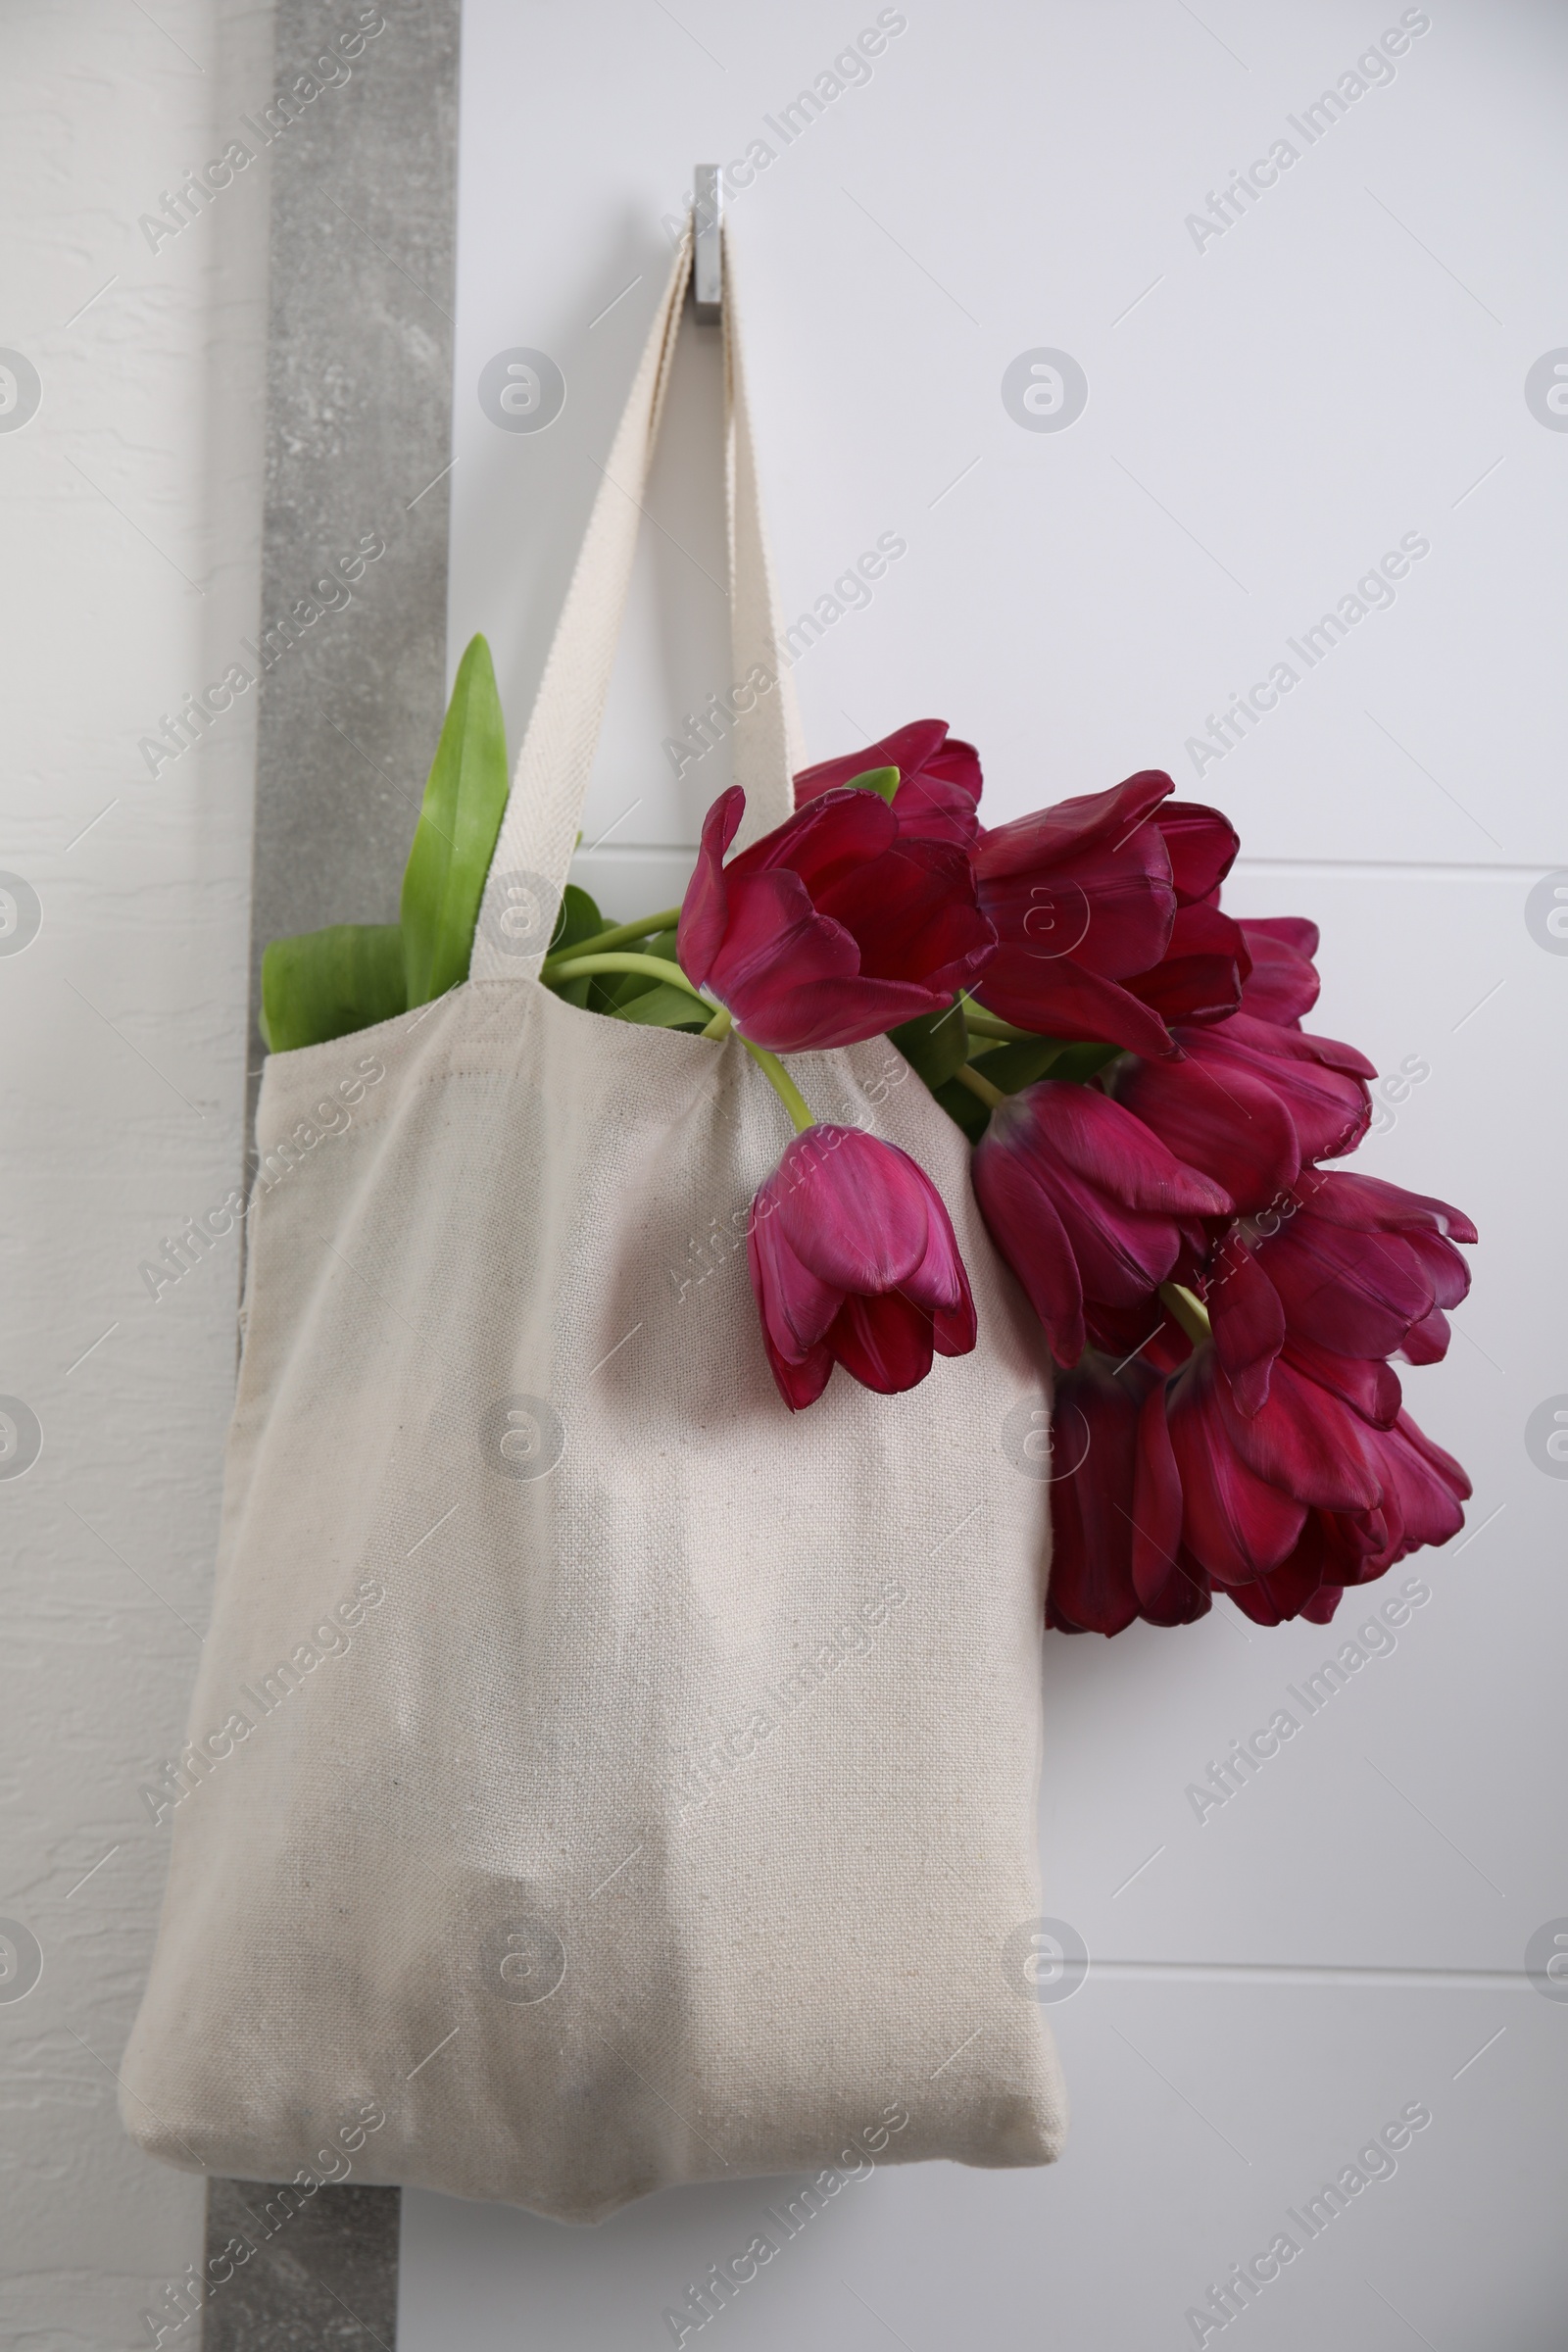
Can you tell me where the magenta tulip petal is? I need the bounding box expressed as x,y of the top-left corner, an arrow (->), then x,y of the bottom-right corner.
1244,915 -> 1320,959
977,951 -> 1178,1058
1011,1081 -> 1232,1214
747,1128 -> 976,1409
1219,1011 -> 1376,1081
794,720 -> 983,835
1391,1408 -> 1471,1501
980,835 -> 1174,982
974,1083 -> 1230,1372
976,768 -> 1175,878
1361,1411 -> 1469,1564
708,868 -> 858,1001
735,973 -> 956,1054
683,766 -> 996,1056
816,841 -> 996,985
1156,802 -> 1240,904
677,785 -> 746,984
1042,1165 -> 1184,1306
1207,1226 -> 1287,1413
1202,1170 -> 1479,1404
1128,894 -> 1250,1015
829,1289 -> 935,1394
1215,1353 -> 1383,1512
1114,1048 -> 1301,1209
933,1285 -> 978,1357
1262,1217 -> 1434,1358
962,770 -> 1194,1051
1045,1357 -> 1144,1636
1126,899 -> 1250,1028
758,1322 -> 834,1411
1401,1230 -> 1471,1310
1131,951 -> 1246,1029
971,1122 -> 1087,1364
904,1179 -> 973,1321
747,1204 -> 842,1360
889,769 -> 984,849
1132,1379 -> 1195,1618
1229,1551 -> 1338,1625
1301,1169 -> 1478,1248
1298,1582 -> 1345,1624
1168,1356 -> 1307,1581
772,1129 -> 930,1294
1188,1027 -> 1371,1165
733,783 -> 895,891
793,719 -> 946,801
1397,1307 -> 1450,1365
1238,919 -> 1320,1024
1280,1336 -> 1402,1428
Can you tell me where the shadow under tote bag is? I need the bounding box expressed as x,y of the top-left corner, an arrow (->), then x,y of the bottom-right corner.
122,230 -> 1068,2223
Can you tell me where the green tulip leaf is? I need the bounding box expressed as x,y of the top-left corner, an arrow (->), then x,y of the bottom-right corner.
968,1035 -> 1069,1094
931,1073 -> 992,1142
1046,1042 -> 1124,1085
551,970 -> 639,1013
260,922 -> 407,1054
590,931 -> 680,1011
400,632 -> 511,1008
549,883 -> 604,956
612,982 -> 710,1030
889,1001 -> 969,1090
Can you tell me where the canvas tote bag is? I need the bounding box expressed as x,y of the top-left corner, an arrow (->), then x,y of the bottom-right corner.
121,228 -> 1068,2223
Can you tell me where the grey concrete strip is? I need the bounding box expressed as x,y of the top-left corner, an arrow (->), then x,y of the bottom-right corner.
245,0 -> 462,1081
220,0 -> 463,2335
204,2179 -> 401,2350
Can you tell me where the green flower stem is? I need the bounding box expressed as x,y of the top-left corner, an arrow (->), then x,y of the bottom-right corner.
540,907 -> 682,974
1158,1280 -> 1213,1346
955,1062 -> 1006,1110
959,1005 -> 1042,1044
739,1037 -> 817,1134
701,1004 -> 733,1042
544,951 -> 709,1003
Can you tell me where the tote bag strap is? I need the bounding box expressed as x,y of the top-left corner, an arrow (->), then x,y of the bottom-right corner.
470,226 -> 807,983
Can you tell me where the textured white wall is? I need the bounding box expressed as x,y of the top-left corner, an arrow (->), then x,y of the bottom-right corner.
407,0 -> 1568,2344
0,3 -> 269,2342
6,2 -> 1566,2344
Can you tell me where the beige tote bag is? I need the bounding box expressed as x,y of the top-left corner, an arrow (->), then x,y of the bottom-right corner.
121,229 -> 1068,2223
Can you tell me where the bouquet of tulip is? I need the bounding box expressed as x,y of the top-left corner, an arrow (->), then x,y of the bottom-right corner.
266,652 -> 1474,1638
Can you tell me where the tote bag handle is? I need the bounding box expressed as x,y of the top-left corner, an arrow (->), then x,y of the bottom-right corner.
470,227 -> 807,983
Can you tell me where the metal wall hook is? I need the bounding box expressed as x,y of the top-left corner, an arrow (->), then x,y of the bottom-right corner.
693,164 -> 722,324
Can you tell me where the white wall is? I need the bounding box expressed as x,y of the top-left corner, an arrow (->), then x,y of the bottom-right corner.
408,0 -> 1568,2344
0,2 -> 268,2341
5,4 -> 1562,2344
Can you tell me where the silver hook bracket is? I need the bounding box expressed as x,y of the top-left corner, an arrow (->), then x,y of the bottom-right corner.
692,164 -> 722,324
